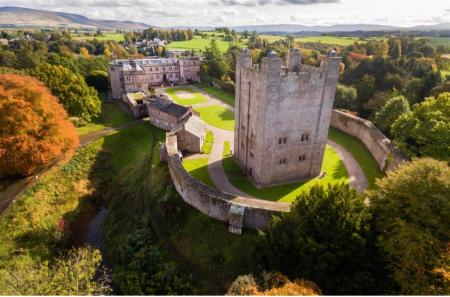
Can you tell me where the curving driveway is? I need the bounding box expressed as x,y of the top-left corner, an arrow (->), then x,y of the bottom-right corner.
168,86 -> 369,196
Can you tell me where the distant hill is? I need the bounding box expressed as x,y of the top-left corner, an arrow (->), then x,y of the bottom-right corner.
0,6 -> 150,30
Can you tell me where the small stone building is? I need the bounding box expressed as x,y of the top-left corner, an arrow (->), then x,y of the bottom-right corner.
147,97 -> 192,130
175,116 -> 207,153
146,97 -> 206,153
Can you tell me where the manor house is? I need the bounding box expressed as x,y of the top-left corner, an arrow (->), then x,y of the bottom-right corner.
234,48 -> 341,187
109,57 -> 201,99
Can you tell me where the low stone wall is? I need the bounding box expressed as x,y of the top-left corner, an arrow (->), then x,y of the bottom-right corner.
165,133 -> 290,232
330,110 -> 406,172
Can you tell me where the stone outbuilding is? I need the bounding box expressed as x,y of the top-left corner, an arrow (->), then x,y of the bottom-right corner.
147,97 -> 192,131
175,115 -> 207,153
146,97 -> 206,153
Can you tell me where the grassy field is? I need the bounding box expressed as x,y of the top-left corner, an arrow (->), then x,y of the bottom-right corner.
194,105 -> 235,131
195,83 -> 235,107
71,33 -> 124,42
165,87 -> 207,106
182,158 -> 215,188
422,36 -> 450,48
166,36 -> 244,52
260,35 -> 387,46
222,141 -> 348,203
76,102 -> 133,136
328,127 -> 383,187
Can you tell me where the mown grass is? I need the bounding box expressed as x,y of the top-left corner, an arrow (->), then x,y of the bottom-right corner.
222,141 -> 348,203
328,127 -> 383,187
76,102 -> 133,136
194,105 -> 235,131
195,83 -> 235,107
182,158 -> 215,188
201,131 -> 214,154
71,33 -> 124,42
165,87 -> 207,106
166,36 -> 245,53
260,35 -> 386,46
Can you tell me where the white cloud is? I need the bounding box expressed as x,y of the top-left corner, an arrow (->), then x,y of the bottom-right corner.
0,0 -> 449,27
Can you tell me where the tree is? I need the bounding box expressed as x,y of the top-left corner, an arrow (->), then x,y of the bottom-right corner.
334,83 -> 358,110
30,63 -> 101,122
392,92 -> 450,161
203,39 -> 230,79
85,70 -> 109,92
258,184 -> 383,294
0,74 -> 78,177
374,95 -> 410,136
0,247 -> 111,295
369,158 -> 450,294
227,272 -> 321,296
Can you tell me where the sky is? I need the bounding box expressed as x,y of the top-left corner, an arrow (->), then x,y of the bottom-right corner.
1,0 -> 450,27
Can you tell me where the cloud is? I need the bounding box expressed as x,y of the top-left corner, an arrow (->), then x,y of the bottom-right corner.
216,0 -> 338,5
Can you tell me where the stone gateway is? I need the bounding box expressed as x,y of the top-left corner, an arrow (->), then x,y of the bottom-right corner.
234,48 -> 341,187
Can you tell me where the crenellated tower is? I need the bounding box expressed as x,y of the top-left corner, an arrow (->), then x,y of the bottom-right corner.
234,48 -> 341,187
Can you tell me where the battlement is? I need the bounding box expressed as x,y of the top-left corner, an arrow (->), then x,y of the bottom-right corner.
237,48 -> 341,83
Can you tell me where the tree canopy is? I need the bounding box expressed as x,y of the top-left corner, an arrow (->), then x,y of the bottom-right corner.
392,92 -> 450,161
0,74 -> 78,177
374,95 -> 410,136
30,63 -> 101,122
258,183 -> 382,294
369,158 -> 450,294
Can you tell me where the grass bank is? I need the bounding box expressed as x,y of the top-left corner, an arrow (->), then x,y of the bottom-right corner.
195,83 -> 235,107
182,158 -> 214,188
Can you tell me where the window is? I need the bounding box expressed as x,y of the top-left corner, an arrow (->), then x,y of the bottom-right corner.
279,137 -> 287,144
301,132 -> 309,142
241,141 -> 245,149
279,158 -> 287,164
278,138 -> 282,144
298,154 -> 306,162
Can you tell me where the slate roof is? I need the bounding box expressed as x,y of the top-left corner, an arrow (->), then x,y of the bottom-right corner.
148,98 -> 190,119
184,116 -> 206,137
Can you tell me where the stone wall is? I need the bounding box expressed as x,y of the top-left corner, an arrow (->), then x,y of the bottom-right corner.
330,110 -> 407,172
165,133 -> 290,232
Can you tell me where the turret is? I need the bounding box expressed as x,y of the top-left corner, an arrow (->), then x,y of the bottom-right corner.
287,48 -> 302,72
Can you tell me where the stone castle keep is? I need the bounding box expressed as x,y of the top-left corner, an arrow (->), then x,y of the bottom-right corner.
234,48 -> 341,187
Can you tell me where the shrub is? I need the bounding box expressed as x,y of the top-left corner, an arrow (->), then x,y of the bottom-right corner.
0,74 -> 78,177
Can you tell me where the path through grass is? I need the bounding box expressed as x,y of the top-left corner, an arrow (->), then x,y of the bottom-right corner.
76,102 -> 133,136
222,141 -> 348,203
328,127 -> 383,187
195,83 -> 235,107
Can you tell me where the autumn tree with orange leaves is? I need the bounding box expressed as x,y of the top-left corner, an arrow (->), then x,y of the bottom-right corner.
0,74 -> 79,177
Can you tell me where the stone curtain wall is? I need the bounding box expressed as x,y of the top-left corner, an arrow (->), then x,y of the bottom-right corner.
165,133 -> 290,231
330,110 -> 407,172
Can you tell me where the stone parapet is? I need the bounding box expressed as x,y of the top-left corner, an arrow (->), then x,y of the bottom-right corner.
330,110 -> 407,172
165,132 -> 290,232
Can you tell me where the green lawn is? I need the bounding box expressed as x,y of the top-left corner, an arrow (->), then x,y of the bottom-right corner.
201,131 -> 214,154
76,102 -> 133,136
166,36 -> 245,53
195,83 -> 235,107
165,87 -> 207,106
182,158 -> 215,188
71,33 -> 124,42
222,141 -> 348,203
194,105 -> 235,131
421,36 -> 450,48
328,127 -> 383,187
